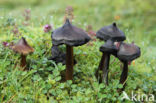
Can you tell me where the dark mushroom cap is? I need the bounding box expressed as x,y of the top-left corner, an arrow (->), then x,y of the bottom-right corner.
117,43 -> 141,61
100,39 -> 117,54
96,22 -> 126,42
12,37 -> 34,55
52,19 -> 91,46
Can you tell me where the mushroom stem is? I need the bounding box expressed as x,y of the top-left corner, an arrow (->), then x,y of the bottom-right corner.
120,61 -> 128,84
66,45 -> 74,80
102,53 -> 110,85
96,53 -> 106,83
20,54 -> 27,70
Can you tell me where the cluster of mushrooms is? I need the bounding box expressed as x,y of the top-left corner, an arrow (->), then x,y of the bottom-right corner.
50,19 -> 141,87
95,23 -> 141,86
12,18 -> 141,88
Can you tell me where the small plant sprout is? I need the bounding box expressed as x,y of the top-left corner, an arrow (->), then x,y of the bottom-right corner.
12,25 -> 21,37
22,8 -> 31,26
96,22 -> 126,84
2,41 -> 14,48
64,6 -> 74,22
117,42 -> 141,86
86,25 -> 96,39
12,25 -> 19,34
23,9 -> 31,21
51,19 -> 91,80
2,42 -> 9,47
43,24 -> 52,33
12,37 -> 34,70
86,25 -> 96,46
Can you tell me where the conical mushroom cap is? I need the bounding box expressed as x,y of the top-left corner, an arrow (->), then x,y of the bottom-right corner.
96,22 -> 126,42
117,43 -> 141,61
52,19 -> 91,46
12,37 -> 34,55
100,39 -> 117,54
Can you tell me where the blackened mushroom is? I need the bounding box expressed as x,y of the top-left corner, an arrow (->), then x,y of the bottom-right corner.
117,43 -> 140,85
96,22 -> 126,84
49,45 -> 66,64
49,45 -> 77,65
12,37 -> 34,70
98,39 -> 117,84
52,19 -> 91,80
96,22 -> 126,41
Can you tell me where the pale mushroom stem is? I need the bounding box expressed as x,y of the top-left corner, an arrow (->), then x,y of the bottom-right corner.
102,53 -> 110,85
66,45 -> 74,80
21,54 -> 27,70
120,61 -> 128,84
96,53 -> 106,83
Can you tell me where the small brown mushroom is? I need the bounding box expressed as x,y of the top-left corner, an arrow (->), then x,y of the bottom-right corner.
12,37 -> 34,70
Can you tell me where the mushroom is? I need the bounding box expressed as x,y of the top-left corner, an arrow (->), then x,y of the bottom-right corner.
49,45 -> 77,65
49,45 -> 66,64
117,42 -> 141,85
51,19 -> 91,80
12,37 -> 34,70
96,22 -> 126,84
99,39 -> 117,84
96,22 -> 125,41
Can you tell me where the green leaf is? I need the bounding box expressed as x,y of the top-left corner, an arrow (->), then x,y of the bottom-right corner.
55,76 -> 61,81
118,84 -> 123,89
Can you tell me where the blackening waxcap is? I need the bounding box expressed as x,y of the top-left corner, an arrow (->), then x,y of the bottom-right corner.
96,22 -> 126,42
52,19 -> 91,46
117,43 -> 141,61
100,39 -> 117,54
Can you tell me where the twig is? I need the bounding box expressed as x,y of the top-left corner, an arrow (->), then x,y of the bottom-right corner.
7,94 -> 16,103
